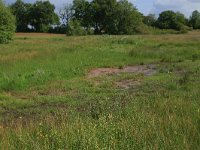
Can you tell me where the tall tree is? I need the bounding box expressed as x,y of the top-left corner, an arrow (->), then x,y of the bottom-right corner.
176,12 -> 186,25
29,1 -> 59,32
73,0 -> 93,29
143,14 -> 157,27
156,10 -> 177,29
0,0 -> 15,43
115,0 -> 143,34
10,0 -> 31,32
189,10 -> 200,29
69,0 -> 144,35
91,0 -> 117,34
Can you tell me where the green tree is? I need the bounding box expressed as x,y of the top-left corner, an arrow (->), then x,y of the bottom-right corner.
143,14 -> 157,27
29,1 -> 59,32
156,10 -> 177,29
175,12 -> 189,31
156,10 -> 188,30
91,0 -> 117,34
10,0 -> 31,32
176,12 -> 186,25
0,0 -> 15,43
115,0 -> 144,34
73,0 -> 92,30
189,10 -> 200,29
66,19 -> 86,36
70,0 -> 145,35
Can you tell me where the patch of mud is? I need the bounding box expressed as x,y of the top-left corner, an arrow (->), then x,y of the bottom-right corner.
88,64 -> 157,78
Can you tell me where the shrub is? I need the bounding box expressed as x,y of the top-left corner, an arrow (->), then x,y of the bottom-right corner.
0,1 -> 15,44
135,24 -> 150,34
66,19 -> 87,36
178,25 -> 191,33
48,25 -> 67,34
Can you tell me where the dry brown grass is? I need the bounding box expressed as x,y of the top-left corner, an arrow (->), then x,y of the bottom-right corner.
0,51 -> 38,62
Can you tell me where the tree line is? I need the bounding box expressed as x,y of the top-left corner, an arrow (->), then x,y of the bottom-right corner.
1,0 -> 200,43
10,0 -> 200,35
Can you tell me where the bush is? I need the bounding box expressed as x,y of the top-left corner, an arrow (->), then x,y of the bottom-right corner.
66,20 -> 87,36
0,1 -> 15,44
135,24 -> 150,34
49,25 -> 67,34
178,25 -> 191,33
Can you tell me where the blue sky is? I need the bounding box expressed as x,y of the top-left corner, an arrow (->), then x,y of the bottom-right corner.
5,0 -> 200,17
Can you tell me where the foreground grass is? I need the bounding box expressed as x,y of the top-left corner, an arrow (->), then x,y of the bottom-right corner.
0,32 -> 200,149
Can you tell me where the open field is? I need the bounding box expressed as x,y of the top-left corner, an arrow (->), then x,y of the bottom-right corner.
0,31 -> 200,149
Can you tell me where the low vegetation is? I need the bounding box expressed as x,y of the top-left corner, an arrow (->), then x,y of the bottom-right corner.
0,0 -> 200,149
0,31 -> 200,149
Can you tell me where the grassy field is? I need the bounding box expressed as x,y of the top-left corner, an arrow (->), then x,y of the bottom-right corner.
0,31 -> 200,149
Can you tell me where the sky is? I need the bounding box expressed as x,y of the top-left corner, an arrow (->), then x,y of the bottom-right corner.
5,0 -> 200,17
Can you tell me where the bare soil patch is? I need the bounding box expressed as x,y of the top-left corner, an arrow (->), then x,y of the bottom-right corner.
88,64 -> 157,78
88,64 -> 157,89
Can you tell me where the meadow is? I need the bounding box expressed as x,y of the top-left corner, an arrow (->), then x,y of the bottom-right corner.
0,31 -> 200,149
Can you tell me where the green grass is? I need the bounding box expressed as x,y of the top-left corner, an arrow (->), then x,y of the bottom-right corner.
0,32 -> 200,149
